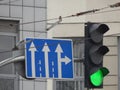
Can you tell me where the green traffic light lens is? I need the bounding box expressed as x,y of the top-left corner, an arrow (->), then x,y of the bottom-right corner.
90,69 -> 103,86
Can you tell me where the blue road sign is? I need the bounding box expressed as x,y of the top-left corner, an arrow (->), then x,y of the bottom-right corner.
25,38 -> 74,79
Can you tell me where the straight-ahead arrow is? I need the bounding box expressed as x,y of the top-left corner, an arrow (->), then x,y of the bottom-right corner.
55,44 -> 63,78
55,44 -> 71,78
42,42 -> 50,78
29,42 -> 37,78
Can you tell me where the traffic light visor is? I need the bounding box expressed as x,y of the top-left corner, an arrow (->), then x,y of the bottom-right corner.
100,67 -> 109,76
90,24 -> 109,43
90,67 -> 109,86
90,46 -> 109,65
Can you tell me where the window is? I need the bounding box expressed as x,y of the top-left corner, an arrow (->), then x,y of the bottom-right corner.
56,37 -> 85,90
0,20 -> 19,90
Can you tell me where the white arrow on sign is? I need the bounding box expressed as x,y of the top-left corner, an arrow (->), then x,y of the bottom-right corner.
29,42 -> 37,78
42,42 -> 50,78
60,56 -> 71,64
55,44 -> 71,78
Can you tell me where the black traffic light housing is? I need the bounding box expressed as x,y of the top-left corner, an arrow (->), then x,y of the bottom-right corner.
84,22 -> 110,88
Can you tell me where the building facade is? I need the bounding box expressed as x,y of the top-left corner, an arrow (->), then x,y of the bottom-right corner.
0,0 -> 120,90
0,0 -> 47,90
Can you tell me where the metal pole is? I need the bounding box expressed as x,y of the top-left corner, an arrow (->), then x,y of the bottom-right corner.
0,56 -> 25,67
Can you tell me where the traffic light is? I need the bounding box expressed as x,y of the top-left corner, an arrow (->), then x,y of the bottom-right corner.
84,22 -> 110,88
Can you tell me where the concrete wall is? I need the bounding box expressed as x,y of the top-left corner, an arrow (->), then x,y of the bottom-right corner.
47,0 -> 86,38
100,36 -> 118,90
47,0 -> 120,90
48,0 -> 120,38
85,0 -> 120,36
